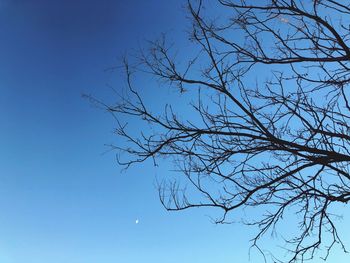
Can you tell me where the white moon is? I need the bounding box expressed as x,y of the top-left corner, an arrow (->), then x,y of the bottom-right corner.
135,219 -> 139,224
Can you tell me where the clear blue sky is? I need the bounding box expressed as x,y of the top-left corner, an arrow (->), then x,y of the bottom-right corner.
0,1 -> 349,263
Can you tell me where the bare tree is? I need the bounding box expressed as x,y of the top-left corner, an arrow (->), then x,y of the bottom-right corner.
98,1 -> 350,262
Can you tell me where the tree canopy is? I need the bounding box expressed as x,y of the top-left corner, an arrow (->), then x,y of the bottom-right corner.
99,1 -> 350,262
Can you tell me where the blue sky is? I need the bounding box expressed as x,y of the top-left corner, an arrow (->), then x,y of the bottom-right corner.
0,1 -> 349,263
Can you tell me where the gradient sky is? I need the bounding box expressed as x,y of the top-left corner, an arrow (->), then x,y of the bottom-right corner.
1,1 -> 349,263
